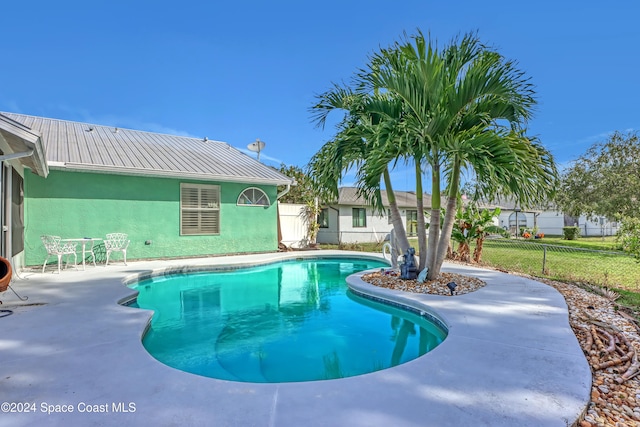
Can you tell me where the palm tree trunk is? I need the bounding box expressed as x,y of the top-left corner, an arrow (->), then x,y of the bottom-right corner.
473,236 -> 484,263
431,159 -> 461,279
432,193 -> 458,277
457,241 -> 470,262
383,168 -> 410,255
426,160 -> 441,279
415,160 -> 427,271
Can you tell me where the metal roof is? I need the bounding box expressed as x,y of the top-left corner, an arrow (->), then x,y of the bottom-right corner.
1,112 -> 293,186
0,114 -> 48,177
336,187 -> 432,208
477,197 -> 549,212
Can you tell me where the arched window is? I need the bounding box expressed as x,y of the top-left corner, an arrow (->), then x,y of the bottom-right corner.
508,211 -> 528,229
237,187 -> 270,206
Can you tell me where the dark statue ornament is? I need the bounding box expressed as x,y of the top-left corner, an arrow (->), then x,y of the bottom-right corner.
400,247 -> 418,280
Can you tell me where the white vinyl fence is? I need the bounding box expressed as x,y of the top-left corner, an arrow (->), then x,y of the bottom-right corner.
278,203 -> 309,249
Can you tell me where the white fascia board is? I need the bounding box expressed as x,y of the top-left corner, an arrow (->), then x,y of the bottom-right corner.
48,162 -> 294,186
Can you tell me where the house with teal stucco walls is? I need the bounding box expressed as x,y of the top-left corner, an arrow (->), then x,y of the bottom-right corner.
1,112 -> 294,268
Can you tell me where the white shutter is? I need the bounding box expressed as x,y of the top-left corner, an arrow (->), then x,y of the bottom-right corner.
200,187 -> 219,209
181,186 -> 199,208
181,184 -> 220,235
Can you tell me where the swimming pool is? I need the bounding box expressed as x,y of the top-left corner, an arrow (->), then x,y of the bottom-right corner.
130,257 -> 447,383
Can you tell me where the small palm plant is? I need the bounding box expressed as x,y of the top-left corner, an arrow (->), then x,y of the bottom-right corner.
451,206 -> 474,262
451,204 -> 503,263
472,207 -> 504,263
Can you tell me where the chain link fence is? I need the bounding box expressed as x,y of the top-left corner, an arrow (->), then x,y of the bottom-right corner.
475,239 -> 640,290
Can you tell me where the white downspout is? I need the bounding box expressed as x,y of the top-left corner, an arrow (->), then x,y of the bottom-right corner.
0,150 -> 34,162
276,183 -> 292,200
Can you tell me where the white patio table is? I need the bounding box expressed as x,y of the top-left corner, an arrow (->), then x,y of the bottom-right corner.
60,238 -> 101,270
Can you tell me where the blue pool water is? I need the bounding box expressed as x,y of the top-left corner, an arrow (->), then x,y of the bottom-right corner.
130,258 -> 447,383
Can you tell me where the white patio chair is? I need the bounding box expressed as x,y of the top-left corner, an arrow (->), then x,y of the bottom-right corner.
104,233 -> 130,266
41,235 -> 78,274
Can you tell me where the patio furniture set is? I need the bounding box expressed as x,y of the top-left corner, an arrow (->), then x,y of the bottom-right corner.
40,233 -> 130,273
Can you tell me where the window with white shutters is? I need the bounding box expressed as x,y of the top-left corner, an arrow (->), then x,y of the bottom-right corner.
180,183 -> 220,235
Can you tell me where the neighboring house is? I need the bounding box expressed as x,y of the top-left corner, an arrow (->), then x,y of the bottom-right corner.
479,199 -> 619,237
2,112 -> 294,269
317,187 -> 431,245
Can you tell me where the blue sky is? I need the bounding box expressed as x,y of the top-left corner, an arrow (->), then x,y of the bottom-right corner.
2,1 -> 639,191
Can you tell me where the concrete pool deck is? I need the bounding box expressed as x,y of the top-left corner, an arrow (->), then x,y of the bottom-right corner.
0,250 -> 590,426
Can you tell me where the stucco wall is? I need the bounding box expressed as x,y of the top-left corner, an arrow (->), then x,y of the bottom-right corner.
316,205 -> 423,244
24,170 -> 279,266
316,207 -> 340,244
497,209 -> 619,237
337,206 -> 391,244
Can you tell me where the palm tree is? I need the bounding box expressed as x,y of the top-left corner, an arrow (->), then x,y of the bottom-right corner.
308,85 -> 411,254
364,31 -> 557,279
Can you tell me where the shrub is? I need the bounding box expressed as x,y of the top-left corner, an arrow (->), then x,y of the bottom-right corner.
616,217 -> 640,261
563,226 -> 581,240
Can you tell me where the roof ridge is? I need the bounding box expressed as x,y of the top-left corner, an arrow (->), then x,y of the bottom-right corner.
0,111 -> 226,144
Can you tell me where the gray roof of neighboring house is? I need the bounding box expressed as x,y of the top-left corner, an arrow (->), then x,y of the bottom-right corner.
477,197 -> 552,212
1,112 -> 293,186
335,187 -> 431,208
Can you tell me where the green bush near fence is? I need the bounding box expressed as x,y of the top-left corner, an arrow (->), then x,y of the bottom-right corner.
562,226 -> 581,240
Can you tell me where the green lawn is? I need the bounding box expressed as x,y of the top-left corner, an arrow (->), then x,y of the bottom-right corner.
532,235 -> 620,251
477,239 -> 638,290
